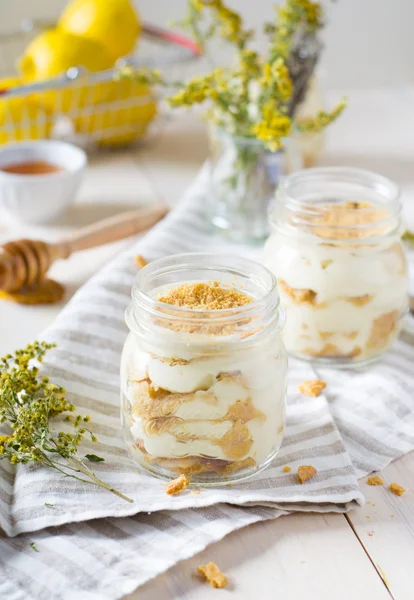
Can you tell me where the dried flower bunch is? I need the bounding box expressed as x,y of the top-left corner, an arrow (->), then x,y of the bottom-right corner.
119,0 -> 346,151
0,342 -> 132,502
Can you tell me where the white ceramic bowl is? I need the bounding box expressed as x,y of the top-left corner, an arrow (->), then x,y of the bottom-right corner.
0,140 -> 87,224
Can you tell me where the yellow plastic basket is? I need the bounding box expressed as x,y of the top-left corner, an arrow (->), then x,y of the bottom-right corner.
0,20 -> 202,149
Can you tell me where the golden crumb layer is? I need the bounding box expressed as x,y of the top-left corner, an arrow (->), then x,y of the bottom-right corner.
301,201 -> 390,240
198,562 -> 228,588
157,282 -> 252,310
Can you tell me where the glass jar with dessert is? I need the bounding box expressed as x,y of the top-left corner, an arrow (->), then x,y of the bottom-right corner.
264,167 -> 408,366
121,253 -> 287,485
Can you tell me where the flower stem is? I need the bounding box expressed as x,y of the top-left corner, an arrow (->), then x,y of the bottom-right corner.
40,453 -> 133,503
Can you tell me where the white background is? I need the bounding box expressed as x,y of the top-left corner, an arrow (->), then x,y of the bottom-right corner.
0,0 -> 413,89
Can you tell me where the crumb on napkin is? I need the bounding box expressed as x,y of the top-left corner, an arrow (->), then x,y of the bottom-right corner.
298,465 -> 317,483
198,562 -> 228,588
282,465 -> 291,473
298,379 -> 327,397
135,255 -> 148,269
367,474 -> 384,486
165,474 -> 190,495
389,482 -> 405,496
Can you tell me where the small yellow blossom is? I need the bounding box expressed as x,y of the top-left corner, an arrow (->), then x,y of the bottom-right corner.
296,99 -> 348,133
252,104 -> 292,151
239,49 -> 261,78
168,70 -> 226,108
259,58 -> 293,103
190,0 -> 204,11
271,0 -> 323,60
271,59 -> 293,99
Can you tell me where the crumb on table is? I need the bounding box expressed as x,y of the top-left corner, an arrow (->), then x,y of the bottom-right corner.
389,482 -> 405,496
298,379 -> 327,397
367,474 -> 384,486
165,474 -> 190,496
297,465 -> 317,484
198,562 -> 228,588
135,255 -> 148,269
282,465 -> 292,473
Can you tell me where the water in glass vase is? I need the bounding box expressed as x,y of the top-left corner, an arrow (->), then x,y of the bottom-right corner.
207,131 -> 302,243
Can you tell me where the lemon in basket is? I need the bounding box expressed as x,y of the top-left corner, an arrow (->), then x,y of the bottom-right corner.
0,77 -> 52,144
74,79 -> 157,147
58,0 -> 141,61
18,29 -> 114,115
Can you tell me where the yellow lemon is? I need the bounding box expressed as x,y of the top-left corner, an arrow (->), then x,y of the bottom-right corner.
58,0 -> 141,61
18,29 -> 114,115
0,77 -> 52,144
74,79 -> 157,147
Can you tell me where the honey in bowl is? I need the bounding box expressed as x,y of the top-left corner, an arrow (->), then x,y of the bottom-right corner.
1,161 -> 64,175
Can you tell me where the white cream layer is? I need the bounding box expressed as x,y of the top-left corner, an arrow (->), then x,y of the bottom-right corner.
264,233 -> 407,357
264,234 -> 406,302
125,341 -> 286,464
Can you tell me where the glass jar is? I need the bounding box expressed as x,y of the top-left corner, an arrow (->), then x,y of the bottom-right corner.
264,167 -> 408,367
121,253 -> 287,485
293,74 -> 325,168
207,130 -> 303,243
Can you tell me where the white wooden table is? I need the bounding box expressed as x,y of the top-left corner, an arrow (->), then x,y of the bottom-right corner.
1,90 -> 413,600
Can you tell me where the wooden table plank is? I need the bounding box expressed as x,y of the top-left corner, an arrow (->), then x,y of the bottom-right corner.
131,512 -> 391,600
345,452 -> 414,600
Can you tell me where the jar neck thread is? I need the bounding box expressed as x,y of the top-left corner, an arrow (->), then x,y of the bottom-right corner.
270,167 -> 402,242
126,253 -> 285,345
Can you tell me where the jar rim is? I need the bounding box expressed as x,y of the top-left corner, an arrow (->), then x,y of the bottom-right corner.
280,166 -> 400,203
270,166 -> 402,241
134,252 -> 278,315
126,253 -> 285,340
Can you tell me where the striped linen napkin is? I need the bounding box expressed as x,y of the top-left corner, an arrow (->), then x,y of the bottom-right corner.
1,167 -> 414,599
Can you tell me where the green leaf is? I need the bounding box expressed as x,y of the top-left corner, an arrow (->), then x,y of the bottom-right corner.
44,503 -> 54,508
30,542 -> 39,552
85,454 -> 105,463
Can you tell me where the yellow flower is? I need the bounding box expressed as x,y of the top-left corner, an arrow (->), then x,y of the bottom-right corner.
190,0 -> 204,11
239,49 -> 261,77
272,60 -> 292,99
259,58 -> 292,103
253,104 -> 292,151
262,64 -> 272,85
168,70 -> 225,108
296,99 -> 348,133
271,0 -> 323,60
297,0 -> 322,25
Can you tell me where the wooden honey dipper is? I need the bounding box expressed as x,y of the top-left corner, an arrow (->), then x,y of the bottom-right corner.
0,204 -> 168,301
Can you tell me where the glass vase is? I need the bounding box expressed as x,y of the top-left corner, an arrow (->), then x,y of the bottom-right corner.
207,130 -> 302,243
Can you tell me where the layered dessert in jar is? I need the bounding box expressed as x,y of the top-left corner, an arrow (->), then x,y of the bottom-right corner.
121,254 -> 287,484
264,168 -> 408,366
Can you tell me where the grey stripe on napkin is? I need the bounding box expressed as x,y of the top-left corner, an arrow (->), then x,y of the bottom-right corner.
1,166 -> 413,600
